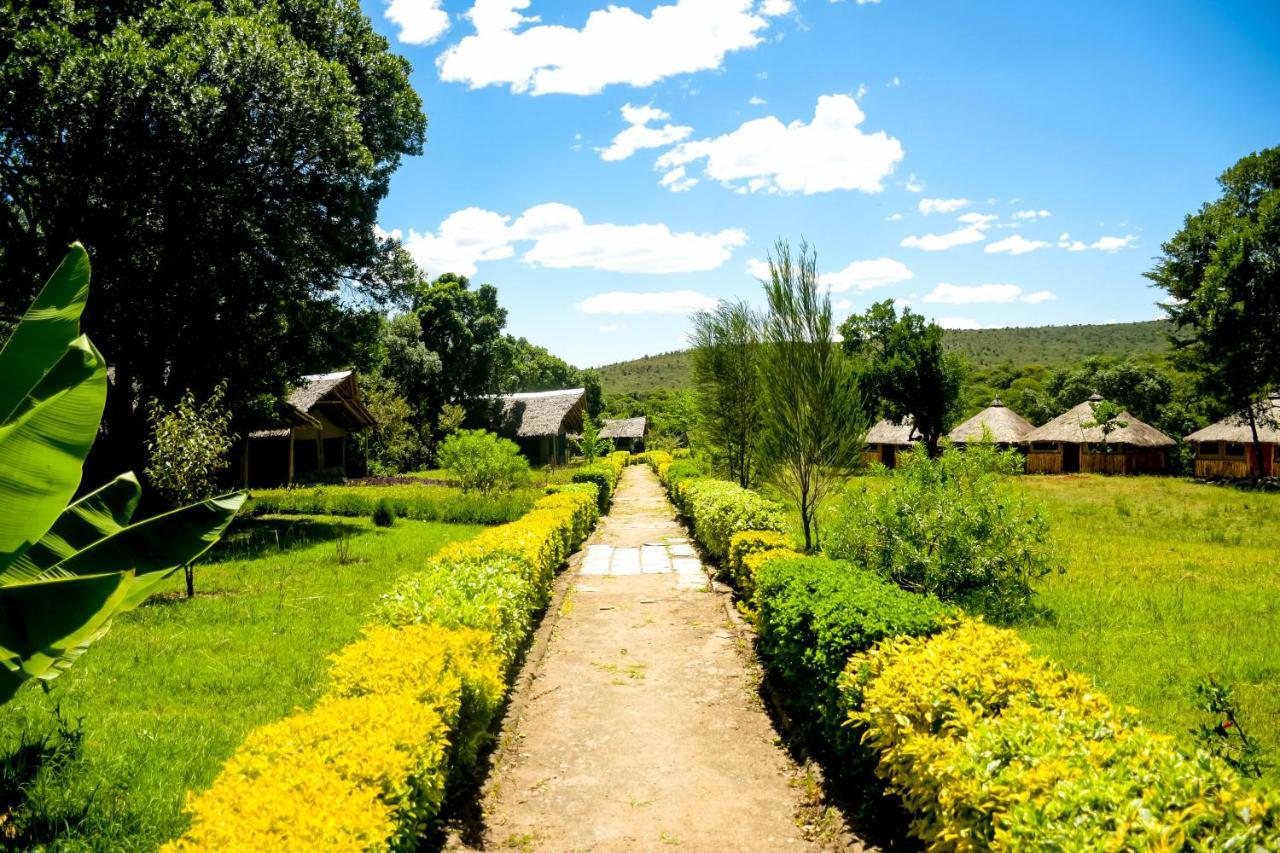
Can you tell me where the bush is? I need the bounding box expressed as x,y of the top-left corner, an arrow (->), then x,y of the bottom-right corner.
372,498 -> 396,527
725,530 -> 794,598
674,478 -> 787,562
661,459 -> 706,492
825,442 -> 1060,622
755,556 -> 950,754
437,429 -> 531,495
246,484 -> 534,525
842,619 -> 1280,850
571,465 -> 617,513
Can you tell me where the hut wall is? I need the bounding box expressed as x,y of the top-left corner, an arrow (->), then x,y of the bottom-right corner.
1080,447 -> 1167,475
1193,443 -> 1275,478
1026,447 -> 1063,474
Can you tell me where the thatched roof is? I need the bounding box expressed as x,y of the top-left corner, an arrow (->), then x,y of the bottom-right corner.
1024,394 -> 1175,447
949,398 -> 1036,444
249,371 -> 374,438
866,416 -> 920,445
600,416 -> 647,439
1185,394 -> 1280,444
495,388 -> 586,438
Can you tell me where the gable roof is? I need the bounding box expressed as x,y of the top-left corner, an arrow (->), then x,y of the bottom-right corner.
1185,394 -> 1280,444
949,398 -> 1036,444
867,416 -> 920,445
249,370 -> 375,438
1024,395 -> 1175,447
600,416 -> 647,439
495,388 -> 586,437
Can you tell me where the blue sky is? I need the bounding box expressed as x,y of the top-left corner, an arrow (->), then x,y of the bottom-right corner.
362,0 -> 1280,368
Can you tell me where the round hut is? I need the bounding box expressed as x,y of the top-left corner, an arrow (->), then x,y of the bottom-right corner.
948,397 -> 1035,449
1184,393 -> 1280,478
864,417 -> 919,468
1023,393 -> 1174,474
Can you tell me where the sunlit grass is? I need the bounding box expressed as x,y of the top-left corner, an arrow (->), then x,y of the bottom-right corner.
0,515 -> 482,850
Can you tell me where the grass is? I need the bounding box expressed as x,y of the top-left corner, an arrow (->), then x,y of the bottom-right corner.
1014,475 -> 1280,781
0,514 -> 482,850
246,482 -> 535,525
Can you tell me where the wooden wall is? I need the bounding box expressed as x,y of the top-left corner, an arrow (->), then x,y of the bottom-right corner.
1193,443 -> 1276,478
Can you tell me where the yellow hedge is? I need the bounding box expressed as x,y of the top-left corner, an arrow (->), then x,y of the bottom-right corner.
169,488 -> 599,851
844,619 -> 1280,851
726,530 -> 797,601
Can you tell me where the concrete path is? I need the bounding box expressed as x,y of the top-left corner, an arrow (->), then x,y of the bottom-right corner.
464,465 -> 836,852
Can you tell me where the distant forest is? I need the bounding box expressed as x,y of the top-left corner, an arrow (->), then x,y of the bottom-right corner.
597,320 -> 1173,394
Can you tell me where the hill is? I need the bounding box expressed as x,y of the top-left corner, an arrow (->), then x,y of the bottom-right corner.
596,320 -> 1172,394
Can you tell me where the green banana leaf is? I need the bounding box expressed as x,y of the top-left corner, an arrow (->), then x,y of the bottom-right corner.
0,335 -> 108,575
0,243 -> 90,423
1,473 -> 143,583
0,571 -> 132,704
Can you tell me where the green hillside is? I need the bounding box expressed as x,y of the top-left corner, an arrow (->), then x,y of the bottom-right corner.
596,320 -> 1172,394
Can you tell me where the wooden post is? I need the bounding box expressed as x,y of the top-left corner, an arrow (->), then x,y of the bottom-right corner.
288,430 -> 295,485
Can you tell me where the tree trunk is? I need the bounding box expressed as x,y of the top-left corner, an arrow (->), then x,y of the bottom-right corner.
185,565 -> 195,599
1247,406 -> 1265,478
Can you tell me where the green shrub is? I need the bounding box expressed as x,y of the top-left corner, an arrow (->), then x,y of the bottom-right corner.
571,464 -> 618,513
755,556 -> 950,755
725,530 -> 794,598
246,485 -> 533,525
661,459 -> 706,492
675,478 -> 787,562
825,442 -> 1060,622
371,498 -> 395,528
437,429 -> 531,495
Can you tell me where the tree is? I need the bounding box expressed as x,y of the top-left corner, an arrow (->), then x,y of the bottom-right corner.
757,240 -> 867,551
351,373 -> 419,476
840,300 -> 965,457
0,0 -> 426,480
1081,399 -> 1128,455
571,415 -> 610,464
1147,146 -> 1280,476
690,299 -> 764,488
145,382 -> 236,597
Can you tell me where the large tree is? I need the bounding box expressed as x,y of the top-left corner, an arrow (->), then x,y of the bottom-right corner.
690,299 -> 764,488
758,240 -> 866,551
0,0 -> 425,478
840,300 -> 965,457
1147,146 -> 1280,475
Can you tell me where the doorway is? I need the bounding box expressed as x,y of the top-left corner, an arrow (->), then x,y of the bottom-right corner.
1062,443 -> 1080,473
881,444 -> 896,468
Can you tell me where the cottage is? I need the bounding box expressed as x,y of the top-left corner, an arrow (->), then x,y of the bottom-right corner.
242,371 -> 375,486
863,417 -> 920,468
948,397 -> 1035,449
1184,394 -> 1280,478
492,388 -> 586,465
600,416 -> 647,452
1023,394 -> 1174,474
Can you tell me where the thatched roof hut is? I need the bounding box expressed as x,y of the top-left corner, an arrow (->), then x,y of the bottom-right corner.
600,416 -> 647,451
1024,394 -> 1174,474
949,398 -> 1035,445
1184,393 -> 1280,478
864,417 -> 919,467
244,371 -> 375,486
493,388 -> 586,464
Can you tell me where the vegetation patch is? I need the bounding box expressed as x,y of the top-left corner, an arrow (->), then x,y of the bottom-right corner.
245,483 -> 535,525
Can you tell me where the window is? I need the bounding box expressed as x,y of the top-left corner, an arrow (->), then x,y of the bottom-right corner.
1197,441 -> 1222,458
1031,441 -> 1058,452
1225,442 -> 1246,458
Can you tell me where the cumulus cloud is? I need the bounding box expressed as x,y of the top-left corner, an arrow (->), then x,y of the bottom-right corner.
577,290 -> 719,314
919,197 -> 970,214
820,257 -> 913,292
394,203 -> 746,277
384,0 -> 450,44
659,166 -> 698,192
759,0 -> 793,14
655,94 -> 904,195
886,212 -> 904,221
748,95 -> 767,105
437,0 -> 775,95
599,103 -> 692,162
923,283 -> 1057,305
935,317 -> 982,330
1013,209 -> 1051,219
1022,290 -> 1057,304
985,234 -> 1050,255
746,257 -> 772,279
905,174 -> 923,192
900,227 -> 986,251
958,212 -> 998,227
1057,232 -> 1137,252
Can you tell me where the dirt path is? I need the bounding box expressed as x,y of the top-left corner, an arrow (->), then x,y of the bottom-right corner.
460,465 -> 847,852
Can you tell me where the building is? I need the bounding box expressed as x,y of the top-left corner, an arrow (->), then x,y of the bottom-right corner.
1023,394 -> 1174,475
864,417 -> 920,468
948,397 -> 1036,452
1184,394 -> 1280,478
600,416 -> 647,452
242,371 -> 375,486
492,388 -> 586,465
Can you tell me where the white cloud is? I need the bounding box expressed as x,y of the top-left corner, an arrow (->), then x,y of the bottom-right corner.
1057,232 -> 1137,252
958,212 -> 998,226
900,227 -> 986,251
1013,209 -> 1051,219
746,257 -> 772,279
886,212 -> 904,221
856,83 -> 868,100
905,174 -> 923,192
577,290 -> 718,314
887,75 -> 901,87
759,0 -> 793,14
1022,290 -> 1056,304
748,95 -> 767,105
919,197 -> 970,214
437,0 -> 773,95
659,166 -> 698,192
397,202 -> 746,277
820,257 -> 913,292
833,298 -> 851,310
985,234 -> 1050,255
655,94 -> 904,195
599,103 -> 692,161
598,323 -> 620,333
935,317 -> 982,330
384,0 -> 450,44
924,283 -> 1022,304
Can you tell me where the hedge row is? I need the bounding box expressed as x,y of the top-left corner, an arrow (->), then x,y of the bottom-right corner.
168,484 -> 601,851
245,483 -> 534,525
570,451 -> 629,513
668,478 -> 787,563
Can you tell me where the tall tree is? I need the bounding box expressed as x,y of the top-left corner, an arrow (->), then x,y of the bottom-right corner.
840,300 -> 965,457
1147,146 -> 1280,475
690,299 -> 764,488
0,0 -> 425,478
757,240 -> 866,551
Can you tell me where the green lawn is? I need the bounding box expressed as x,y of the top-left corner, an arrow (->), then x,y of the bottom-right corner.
0,515 -> 481,850
1015,476 -> 1280,780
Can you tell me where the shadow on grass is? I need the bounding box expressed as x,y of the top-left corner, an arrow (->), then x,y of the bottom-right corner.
0,705 -> 90,848
200,516 -> 371,564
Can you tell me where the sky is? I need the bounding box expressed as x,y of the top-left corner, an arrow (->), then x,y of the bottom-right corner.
361,0 -> 1280,369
